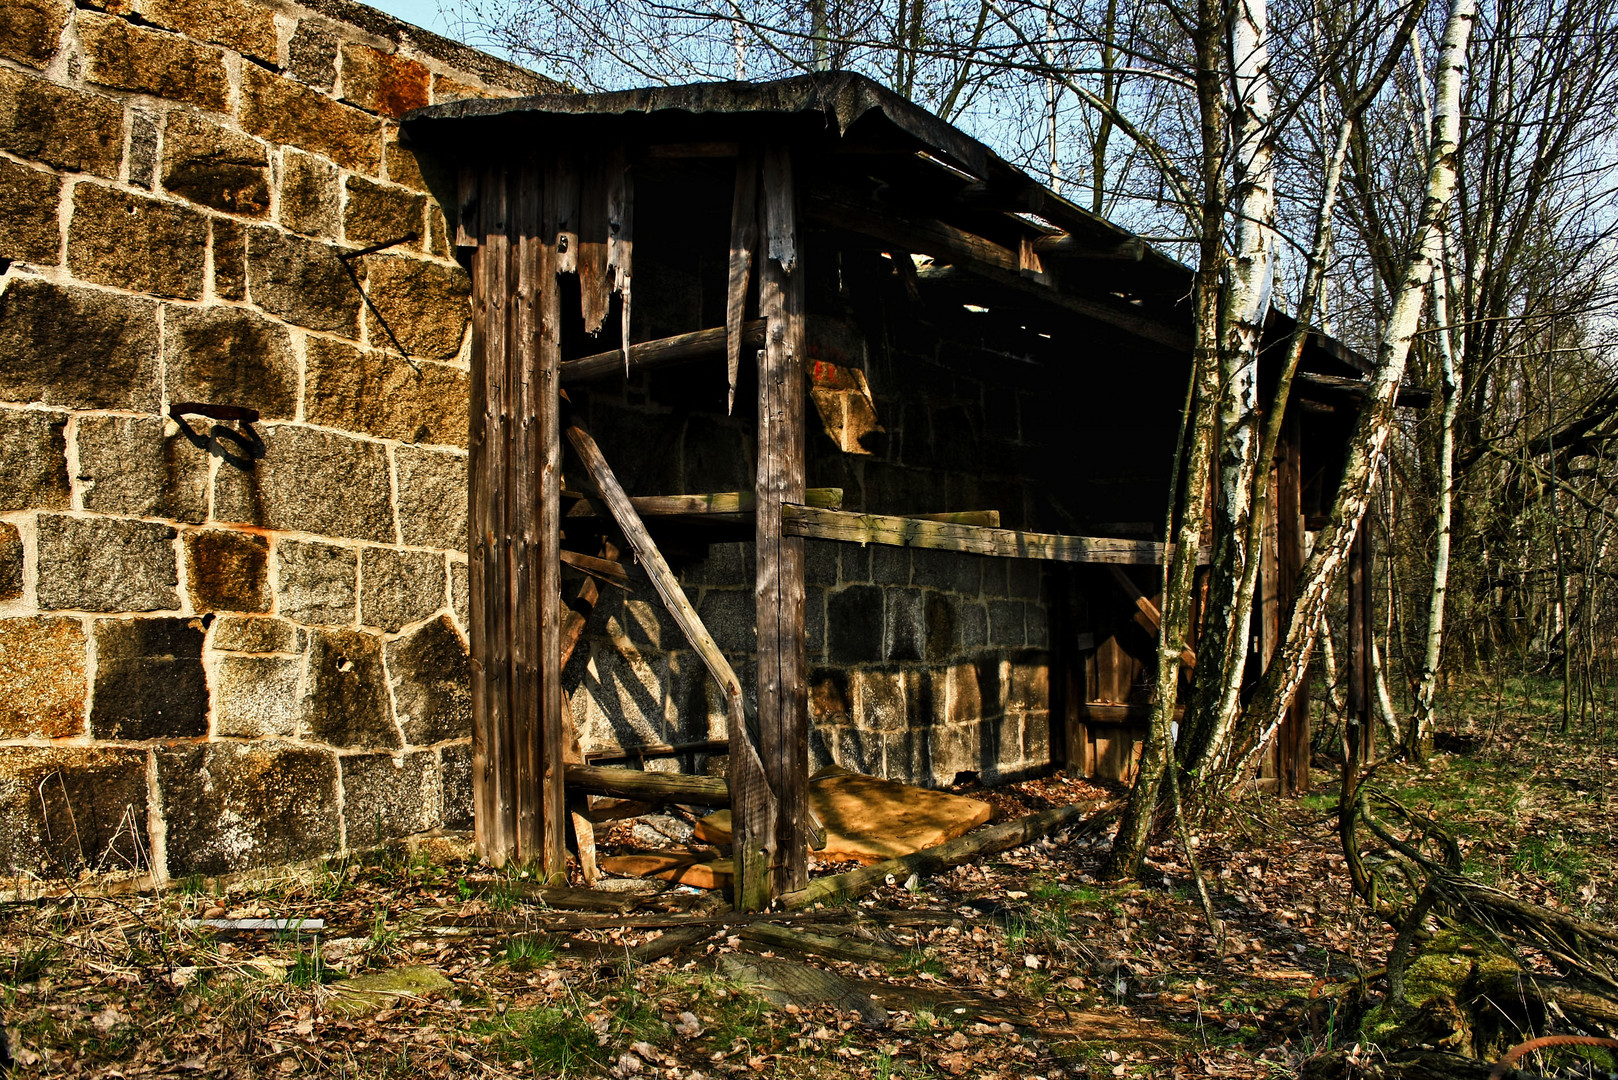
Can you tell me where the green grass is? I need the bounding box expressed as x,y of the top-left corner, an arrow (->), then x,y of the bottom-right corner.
503,935 -> 558,971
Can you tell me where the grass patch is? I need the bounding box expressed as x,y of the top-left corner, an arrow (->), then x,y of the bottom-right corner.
504,934 -> 558,971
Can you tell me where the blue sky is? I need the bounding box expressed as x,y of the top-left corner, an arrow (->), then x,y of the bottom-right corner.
363,0 -> 454,36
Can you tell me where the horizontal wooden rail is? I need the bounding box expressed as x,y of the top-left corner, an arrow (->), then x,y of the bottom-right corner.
1077,703 -> 1186,723
560,321 -> 766,385
781,504 -> 1179,565
564,763 -> 730,806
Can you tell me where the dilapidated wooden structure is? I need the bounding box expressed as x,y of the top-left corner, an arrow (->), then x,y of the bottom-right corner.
406,73 -> 1400,908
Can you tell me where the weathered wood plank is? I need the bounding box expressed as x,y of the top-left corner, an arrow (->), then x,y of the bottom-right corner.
511,154 -> 543,868
535,156 -> 568,880
456,164 -> 479,247
1274,416 -> 1309,795
803,187 -> 1017,273
779,803 -> 1119,911
606,142 -> 633,363
910,510 -> 1000,527
558,549 -> 630,589
727,149 -> 758,414
757,143 -> 809,898
467,166 -> 494,860
560,321 -> 766,385
563,764 -> 730,806
578,149 -> 611,333
612,488 -> 843,517
549,149 -> 579,275
473,162 -> 513,866
1106,566 -> 1197,669
782,505 -> 1187,565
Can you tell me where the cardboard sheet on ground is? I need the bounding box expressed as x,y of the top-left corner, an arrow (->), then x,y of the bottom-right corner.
693,769 -> 993,864
598,850 -> 733,890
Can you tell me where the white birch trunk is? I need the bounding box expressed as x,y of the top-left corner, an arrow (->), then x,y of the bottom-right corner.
1237,0 -> 1476,776
1410,238 -> 1464,753
1179,0 -> 1274,775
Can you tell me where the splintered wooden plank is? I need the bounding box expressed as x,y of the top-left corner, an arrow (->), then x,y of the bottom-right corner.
578,149 -> 611,333
762,145 -> 796,274
727,149 -> 759,414
560,321 -> 766,385
606,142 -> 633,363
560,540 -> 617,670
549,151 -> 580,275
558,549 -> 631,590
756,142 -> 809,898
781,505 -> 1181,565
563,413 -> 777,908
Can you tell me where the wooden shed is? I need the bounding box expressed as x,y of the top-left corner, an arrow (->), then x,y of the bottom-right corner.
404,72 -> 1393,908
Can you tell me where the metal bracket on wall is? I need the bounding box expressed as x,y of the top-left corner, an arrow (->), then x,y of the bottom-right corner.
336,233 -> 421,372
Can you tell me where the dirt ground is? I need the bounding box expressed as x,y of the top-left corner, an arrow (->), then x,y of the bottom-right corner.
3,680 -> 1615,1079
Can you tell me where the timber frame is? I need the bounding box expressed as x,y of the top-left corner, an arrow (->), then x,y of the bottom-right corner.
406,73 -> 1408,908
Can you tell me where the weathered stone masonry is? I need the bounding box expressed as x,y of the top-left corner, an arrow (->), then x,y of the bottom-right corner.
0,0 -> 550,880
0,0 -> 1062,883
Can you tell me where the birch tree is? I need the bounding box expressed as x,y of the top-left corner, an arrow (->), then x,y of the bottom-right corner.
1239,0 -> 1476,768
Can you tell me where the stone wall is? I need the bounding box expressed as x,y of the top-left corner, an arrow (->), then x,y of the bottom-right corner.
0,0 -> 550,881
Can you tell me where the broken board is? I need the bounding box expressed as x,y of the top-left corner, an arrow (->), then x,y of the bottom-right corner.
599,850 -> 734,890
693,769 -> 992,865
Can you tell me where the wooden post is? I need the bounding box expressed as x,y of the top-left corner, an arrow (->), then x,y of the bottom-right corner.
1274,416 -> 1310,794
1346,526 -> 1374,762
756,143 -> 810,896
534,156 -> 567,879
470,162 -> 512,865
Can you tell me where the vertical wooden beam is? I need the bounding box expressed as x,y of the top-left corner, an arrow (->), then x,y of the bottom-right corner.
1275,416 -> 1310,794
1346,526 -> 1374,762
534,155 -> 567,878
726,150 -> 759,414
756,143 -> 809,896
511,155 -> 540,867
471,163 -> 514,865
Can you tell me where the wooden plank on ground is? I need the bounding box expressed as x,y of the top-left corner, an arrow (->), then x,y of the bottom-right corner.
757,142 -> 810,898
778,803 -> 1119,911
782,505 -> 1182,565
560,321 -> 766,385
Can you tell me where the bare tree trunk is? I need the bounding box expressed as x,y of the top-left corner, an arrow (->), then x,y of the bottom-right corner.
1102,0 -> 1228,882
1180,0 -> 1276,786
1180,0 -> 1423,785
1410,237 -> 1464,759
1237,0 -> 1477,776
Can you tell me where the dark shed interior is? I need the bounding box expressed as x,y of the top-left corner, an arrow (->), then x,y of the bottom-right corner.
405,72 -> 1395,907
